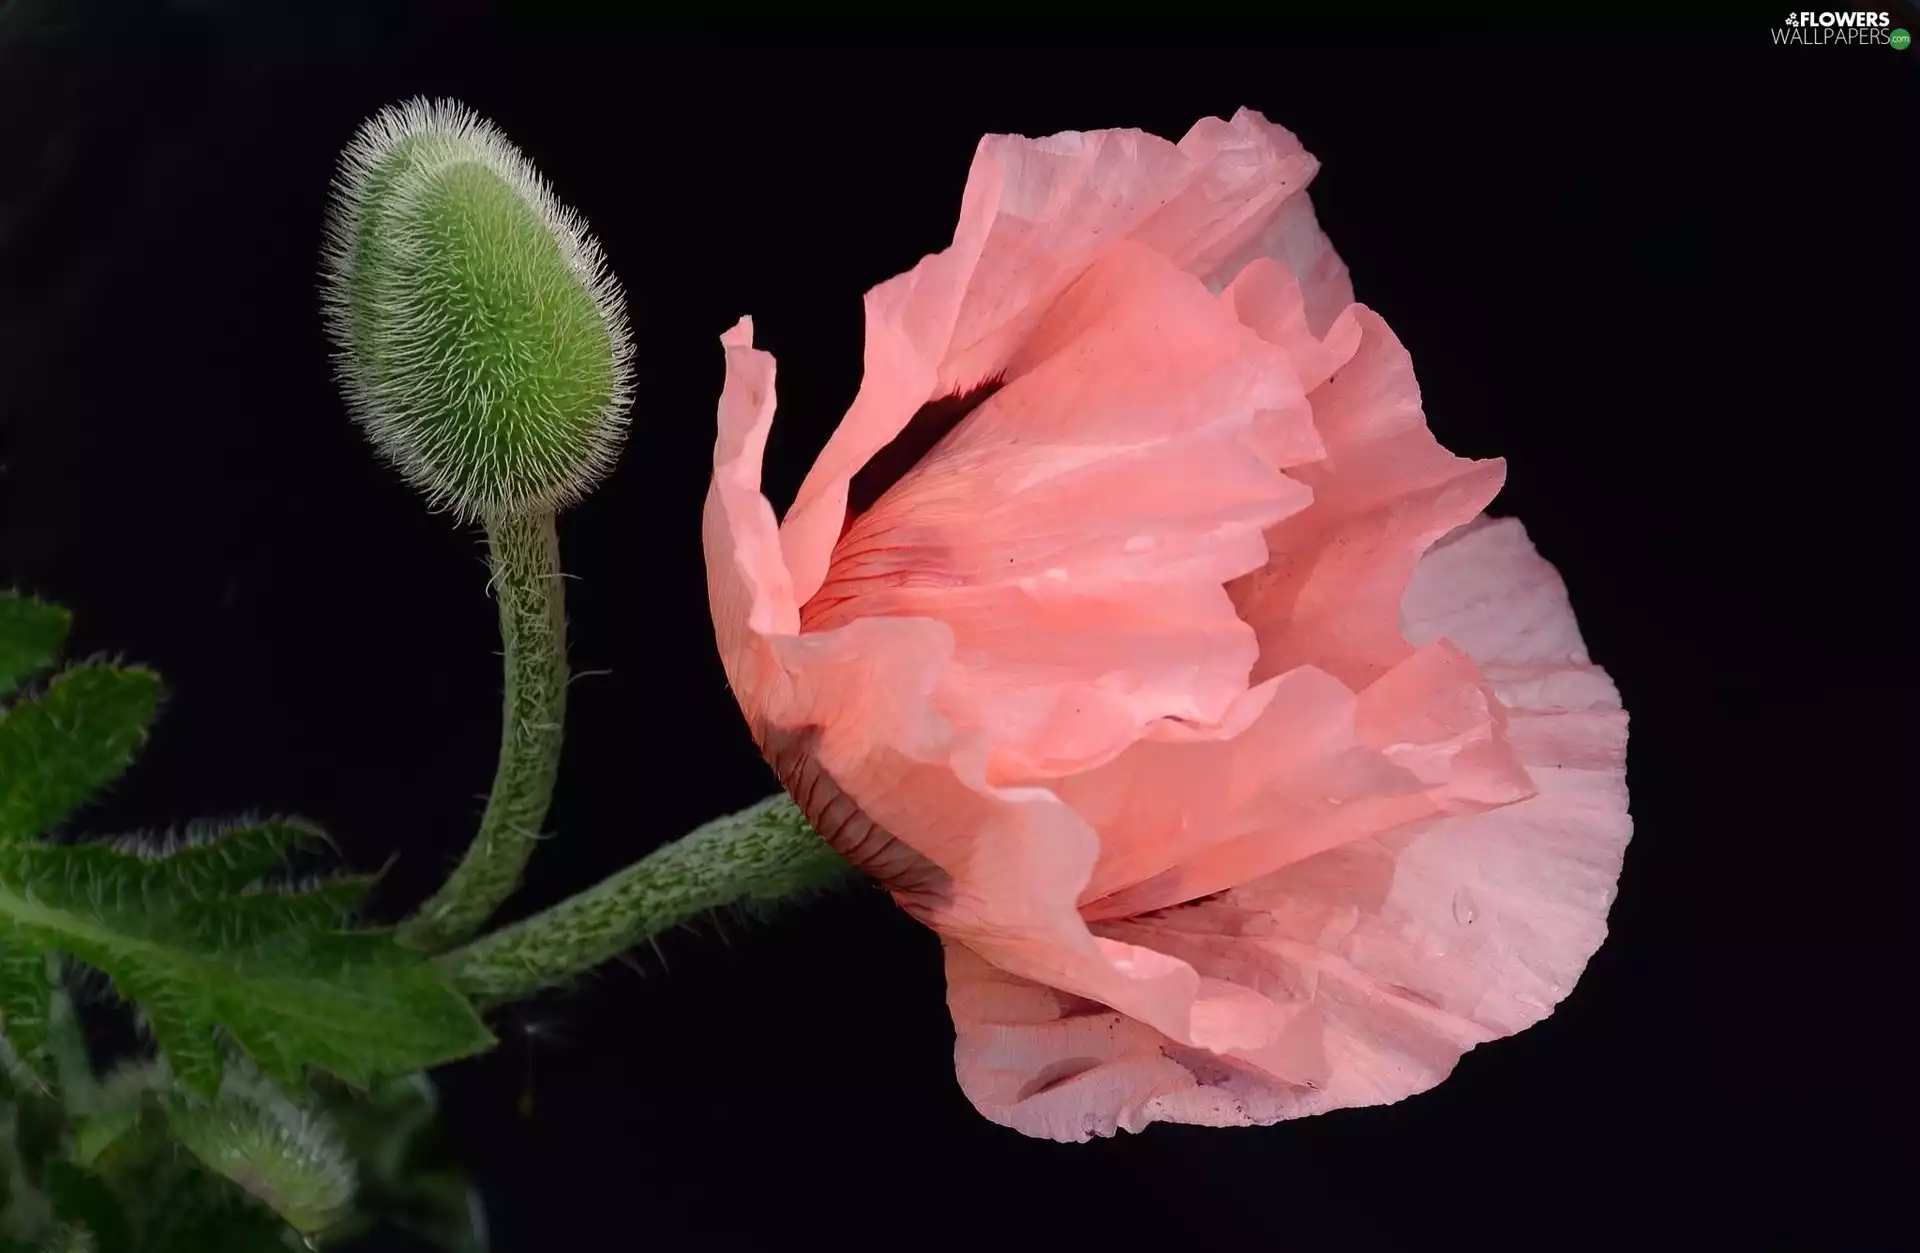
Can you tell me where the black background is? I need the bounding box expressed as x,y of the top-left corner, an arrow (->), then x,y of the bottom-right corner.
2,3 -> 1910,1248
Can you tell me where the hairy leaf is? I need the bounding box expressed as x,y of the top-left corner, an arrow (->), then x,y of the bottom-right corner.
0,597 -> 67,701
312,1074 -> 485,1253
43,1163 -> 131,1253
0,667 -> 158,847
0,600 -> 492,1100
167,1066 -> 355,1235
0,951 -> 51,1085
0,838 -> 491,1096
139,822 -> 325,899
83,1117 -> 296,1253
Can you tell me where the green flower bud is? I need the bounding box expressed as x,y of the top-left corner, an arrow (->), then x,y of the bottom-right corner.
168,1066 -> 357,1234
322,98 -> 633,519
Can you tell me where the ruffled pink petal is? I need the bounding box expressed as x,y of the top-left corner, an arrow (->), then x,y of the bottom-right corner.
775,623 -> 1310,1065
1026,263 -> 1525,918
1219,256 -> 1363,393
803,242 -> 1321,780
778,110 -> 1343,609
1070,639 -> 1534,921
705,318 -> 1328,1073
947,517 -> 1631,1140
1150,111 -> 1354,332
1227,283 -> 1507,691
703,318 -> 801,705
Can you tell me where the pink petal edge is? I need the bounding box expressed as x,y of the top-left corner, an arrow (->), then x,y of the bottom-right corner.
947,516 -> 1631,1141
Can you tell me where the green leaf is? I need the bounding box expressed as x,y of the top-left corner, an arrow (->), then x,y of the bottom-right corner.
5,1093 -> 64,1181
84,1120 -> 297,1253
0,602 -> 495,1096
0,667 -> 159,847
313,1074 -> 485,1253
0,954 -> 51,1087
167,1067 -> 355,1235
173,877 -> 373,950
72,1107 -> 141,1173
0,597 -> 67,702
136,822 -> 325,899
0,841 -> 492,1098
42,1163 -> 130,1253
1,1102 -> 47,1244
40,1225 -> 99,1252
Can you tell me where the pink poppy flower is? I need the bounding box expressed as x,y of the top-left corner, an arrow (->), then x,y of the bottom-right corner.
703,109 -> 1631,1141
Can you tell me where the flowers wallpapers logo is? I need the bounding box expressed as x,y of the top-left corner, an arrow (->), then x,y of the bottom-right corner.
1774,9 -> 1908,41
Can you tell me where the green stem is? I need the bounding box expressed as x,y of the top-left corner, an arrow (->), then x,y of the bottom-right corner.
400,510 -> 568,952
434,795 -> 851,1004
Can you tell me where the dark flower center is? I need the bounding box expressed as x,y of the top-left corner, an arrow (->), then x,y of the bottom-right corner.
842,376 -> 1005,526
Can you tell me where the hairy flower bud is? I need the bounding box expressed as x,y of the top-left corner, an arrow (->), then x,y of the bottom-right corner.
322,98 -> 633,518
169,1066 -> 357,1234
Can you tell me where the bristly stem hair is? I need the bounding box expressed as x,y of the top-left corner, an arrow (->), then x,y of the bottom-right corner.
435,795 -> 853,1003
400,510 -> 569,952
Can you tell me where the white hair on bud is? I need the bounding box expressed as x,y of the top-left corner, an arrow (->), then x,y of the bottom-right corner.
170,1053 -> 360,1227
320,97 -> 635,519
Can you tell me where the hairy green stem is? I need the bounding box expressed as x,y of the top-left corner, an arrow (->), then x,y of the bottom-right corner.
435,795 -> 851,1003
400,511 -> 568,952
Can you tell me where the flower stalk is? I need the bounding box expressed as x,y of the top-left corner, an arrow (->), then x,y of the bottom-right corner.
435,795 -> 852,1003
400,510 -> 569,951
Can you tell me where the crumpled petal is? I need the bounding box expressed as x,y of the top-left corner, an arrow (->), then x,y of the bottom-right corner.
1054,265 -> 1528,916
804,241 -> 1322,781
778,109 -> 1343,608
706,317 -> 1322,1067
706,112 -> 1373,1071
1226,270 -> 1509,692
1070,638 -> 1536,922
947,516 -> 1632,1140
